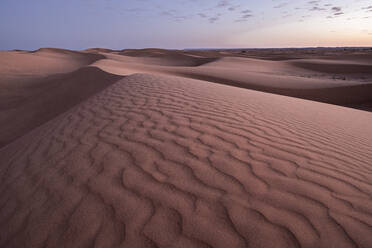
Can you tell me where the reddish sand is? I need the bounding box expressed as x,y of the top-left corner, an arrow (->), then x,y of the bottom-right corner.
92,49 -> 372,106
0,48 -> 103,79
1,48 -> 372,248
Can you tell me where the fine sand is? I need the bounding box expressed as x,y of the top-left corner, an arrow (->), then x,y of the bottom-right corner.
92,49 -> 372,107
1,48 -> 372,248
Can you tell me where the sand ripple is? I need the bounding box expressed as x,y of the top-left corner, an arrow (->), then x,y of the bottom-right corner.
1,74 -> 372,248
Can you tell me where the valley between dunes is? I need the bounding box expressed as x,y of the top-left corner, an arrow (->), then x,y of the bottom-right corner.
1,47 -> 372,248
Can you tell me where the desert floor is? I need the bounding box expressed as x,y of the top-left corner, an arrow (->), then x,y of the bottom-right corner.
1,47 -> 372,248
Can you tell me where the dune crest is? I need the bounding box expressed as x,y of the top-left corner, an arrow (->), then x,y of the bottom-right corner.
0,49 -> 103,79
0,66 -> 123,148
90,49 -> 372,109
1,74 -> 372,248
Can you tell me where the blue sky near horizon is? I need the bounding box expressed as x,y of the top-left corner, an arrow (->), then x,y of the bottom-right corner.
0,0 -> 371,50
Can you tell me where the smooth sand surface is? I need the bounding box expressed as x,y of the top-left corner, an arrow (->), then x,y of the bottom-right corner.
0,48 -> 103,80
91,50 -> 372,106
1,48 -> 372,248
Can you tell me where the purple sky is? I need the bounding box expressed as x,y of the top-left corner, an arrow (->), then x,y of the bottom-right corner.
1,0 -> 371,50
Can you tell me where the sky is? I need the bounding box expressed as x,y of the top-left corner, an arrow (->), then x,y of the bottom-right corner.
0,0 -> 372,50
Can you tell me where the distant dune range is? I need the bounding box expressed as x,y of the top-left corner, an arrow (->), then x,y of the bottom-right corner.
1,48 -> 372,248
92,49 -> 372,107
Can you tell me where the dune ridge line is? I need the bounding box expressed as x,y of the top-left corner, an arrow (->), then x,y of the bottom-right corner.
1,73 -> 372,248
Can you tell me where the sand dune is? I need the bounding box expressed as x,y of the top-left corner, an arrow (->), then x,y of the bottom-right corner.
91,51 -> 372,107
0,48 -> 120,148
0,66 -> 122,148
290,59 -> 372,74
119,48 -> 218,66
1,73 -> 372,248
0,48 -> 103,80
1,48 -> 372,248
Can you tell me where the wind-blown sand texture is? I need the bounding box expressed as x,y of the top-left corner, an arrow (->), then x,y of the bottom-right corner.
0,49 -> 121,147
91,48 -> 372,108
1,48 -> 372,248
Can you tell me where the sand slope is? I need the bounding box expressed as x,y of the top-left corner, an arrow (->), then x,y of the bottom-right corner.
0,66 -> 122,147
290,59 -> 372,74
0,48 -> 104,80
92,51 -> 372,108
119,48 -> 218,66
1,74 -> 372,248
0,48 -> 122,148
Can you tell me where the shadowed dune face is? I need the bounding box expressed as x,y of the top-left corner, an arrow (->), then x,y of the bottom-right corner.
3,48 -> 372,112
0,48 -> 120,148
290,60 -> 372,74
0,66 -> 123,148
0,49 -> 104,80
119,49 -> 218,67
209,48 -> 372,62
1,74 -> 372,248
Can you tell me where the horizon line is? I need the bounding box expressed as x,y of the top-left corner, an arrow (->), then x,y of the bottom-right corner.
3,45 -> 372,52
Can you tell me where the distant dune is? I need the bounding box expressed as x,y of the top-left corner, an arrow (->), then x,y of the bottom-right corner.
91,49 -> 372,108
0,48 -> 103,80
1,48 -> 372,248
